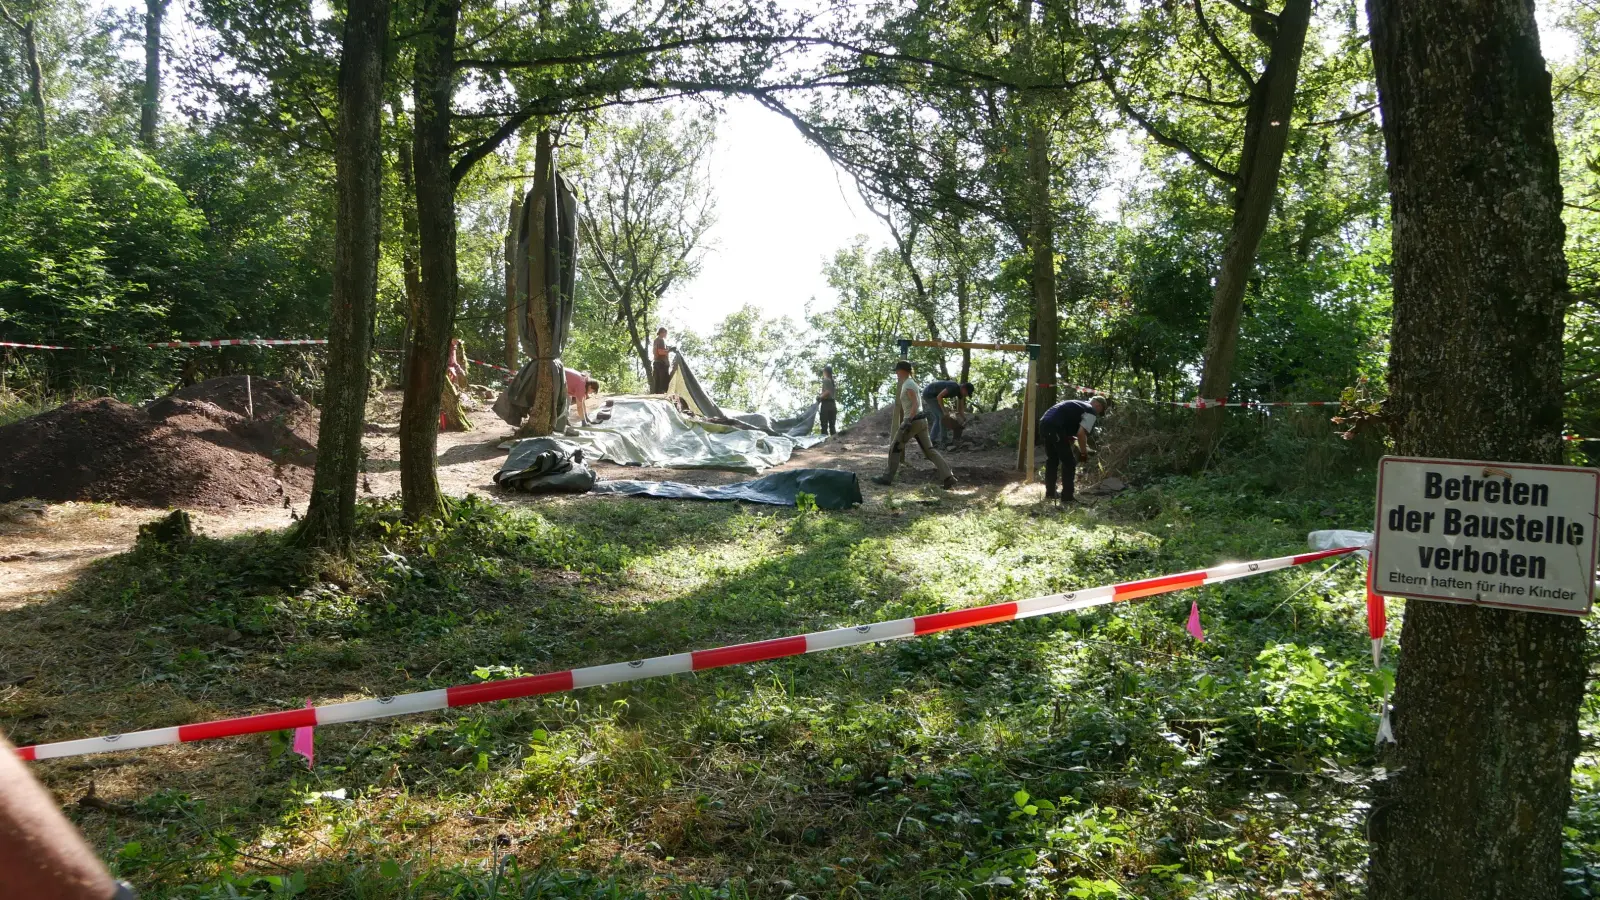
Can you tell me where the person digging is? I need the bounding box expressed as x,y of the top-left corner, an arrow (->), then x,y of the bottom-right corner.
873,359 -> 956,489
922,378 -> 975,449
1038,395 -> 1107,504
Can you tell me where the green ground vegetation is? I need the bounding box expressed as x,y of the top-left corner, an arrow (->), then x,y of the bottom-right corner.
7,436 -> 1597,898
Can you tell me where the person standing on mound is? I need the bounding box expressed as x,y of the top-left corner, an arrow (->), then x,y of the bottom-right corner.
651,327 -> 672,394
818,365 -> 838,435
1038,395 -> 1107,504
873,360 -> 955,489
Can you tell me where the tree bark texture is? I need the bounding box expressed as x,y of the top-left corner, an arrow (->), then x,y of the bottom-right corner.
1191,0 -> 1311,454
1365,2 -> 1584,897
1027,120 -> 1057,413
140,0 -> 164,147
504,193 -> 521,369
296,0 -> 390,549
398,0 -> 458,520
523,130 -> 560,436
396,129 -> 421,374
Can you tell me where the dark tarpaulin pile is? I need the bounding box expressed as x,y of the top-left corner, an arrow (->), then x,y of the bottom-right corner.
667,351 -> 819,438
592,468 -> 863,509
493,437 -> 596,494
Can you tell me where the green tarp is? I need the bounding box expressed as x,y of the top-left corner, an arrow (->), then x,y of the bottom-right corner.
592,468 -> 863,509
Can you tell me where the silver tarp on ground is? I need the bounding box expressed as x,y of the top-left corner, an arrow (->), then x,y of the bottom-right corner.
504,399 -> 805,473
667,351 -> 820,438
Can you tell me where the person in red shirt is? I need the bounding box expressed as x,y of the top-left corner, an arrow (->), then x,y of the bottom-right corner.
564,367 -> 600,424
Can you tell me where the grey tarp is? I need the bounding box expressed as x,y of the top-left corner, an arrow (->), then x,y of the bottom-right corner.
667,351 -> 820,438
502,398 -> 805,473
593,468 -> 863,509
493,437 -> 596,493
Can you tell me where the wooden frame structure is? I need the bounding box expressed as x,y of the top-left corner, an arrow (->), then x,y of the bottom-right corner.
897,338 -> 1042,482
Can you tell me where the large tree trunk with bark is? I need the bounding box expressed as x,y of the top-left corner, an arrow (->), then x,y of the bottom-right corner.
296,0 -> 390,549
1027,120 -> 1057,412
523,130 -> 559,436
504,193 -> 521,369
398,0 -> 459,520
1190,0 -> 1311,457
140,0 -> 164,147
1365,2 -> 1584,896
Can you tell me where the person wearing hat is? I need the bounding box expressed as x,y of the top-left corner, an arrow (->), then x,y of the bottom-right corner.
873,359 -> 955,489
1038,395 -> 1107,503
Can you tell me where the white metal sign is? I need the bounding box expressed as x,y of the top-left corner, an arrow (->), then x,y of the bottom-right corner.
1373,456 -> 1599,616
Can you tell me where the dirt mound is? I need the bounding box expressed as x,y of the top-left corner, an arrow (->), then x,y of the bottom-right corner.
836,404 -> 895,441
0,376 -> 318,509
954,407 -> 1019,450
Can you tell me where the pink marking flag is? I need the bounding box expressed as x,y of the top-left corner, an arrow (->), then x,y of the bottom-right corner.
291,700 -> 314,768
1186,601 -> 1205,642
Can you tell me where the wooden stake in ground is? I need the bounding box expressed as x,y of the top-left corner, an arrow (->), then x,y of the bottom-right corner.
1365,1 -> 1584,896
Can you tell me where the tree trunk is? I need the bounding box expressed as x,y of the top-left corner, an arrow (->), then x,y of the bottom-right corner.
140,0 -> 165,147
1190,0 -> 1312,457
396,126 -> 421,374
296,0 -> 390,549
1365,2 -> 1583,897
1027,120 -> 1057,413
524,130 -> 558,435
504,193 -> 521,369
4,11 -> 48,166
398,0 -> 458,521
956,265 -> 972,384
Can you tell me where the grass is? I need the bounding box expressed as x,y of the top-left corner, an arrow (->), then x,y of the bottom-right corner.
1,463 -> 1595,898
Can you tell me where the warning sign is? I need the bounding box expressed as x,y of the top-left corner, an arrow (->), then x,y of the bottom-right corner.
1373,456 -> 1599,615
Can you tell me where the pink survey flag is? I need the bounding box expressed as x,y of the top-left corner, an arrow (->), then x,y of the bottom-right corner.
291,700 -> 314,769
1186,601 -> 1205,642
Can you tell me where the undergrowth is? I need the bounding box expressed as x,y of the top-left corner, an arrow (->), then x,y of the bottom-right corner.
3,470 -> 1597,898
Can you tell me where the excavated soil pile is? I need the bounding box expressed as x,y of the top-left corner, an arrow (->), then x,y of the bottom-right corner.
0,376 -> 318,509
953,407 -> 1019,450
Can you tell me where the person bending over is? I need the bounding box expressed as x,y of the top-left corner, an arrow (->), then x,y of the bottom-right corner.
1039,395 -> 1107,504
922,378 -> 974,448
873,360 -> 955,489
564,367 -> 600,425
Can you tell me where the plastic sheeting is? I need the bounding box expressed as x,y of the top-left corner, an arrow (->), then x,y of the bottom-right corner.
593,468 -> 863,509
668,351 -> 820,438
1307,529 -> 1374,556
517,398 -> 807,473
494,437 -> 597,493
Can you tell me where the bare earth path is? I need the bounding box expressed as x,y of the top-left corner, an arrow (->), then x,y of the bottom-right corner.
0,391 -> 1029,605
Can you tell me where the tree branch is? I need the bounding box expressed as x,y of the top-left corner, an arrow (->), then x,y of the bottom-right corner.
1192,0 -> 1256,90
1303,104 -> 1376,128
1218,0 -> 1278,24
1098,63 -> 1238,186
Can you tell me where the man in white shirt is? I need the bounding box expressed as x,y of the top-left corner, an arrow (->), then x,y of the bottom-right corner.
873,360 -> 955,489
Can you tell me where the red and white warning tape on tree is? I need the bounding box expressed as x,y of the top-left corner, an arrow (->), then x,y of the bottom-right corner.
1,339 -> 327,350
14,546 -> 1360,763
468,358 -> 515,378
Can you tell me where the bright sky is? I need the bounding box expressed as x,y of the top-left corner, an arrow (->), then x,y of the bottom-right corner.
660,97 -> 892,328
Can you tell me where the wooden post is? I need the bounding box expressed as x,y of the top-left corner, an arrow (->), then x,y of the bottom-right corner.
1024,361 -> 1037,482
1017,358 -> 1035,476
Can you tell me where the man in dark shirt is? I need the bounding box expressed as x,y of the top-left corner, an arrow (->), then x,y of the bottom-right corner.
1039,395 -> 1107,503
922,379 -> 974,449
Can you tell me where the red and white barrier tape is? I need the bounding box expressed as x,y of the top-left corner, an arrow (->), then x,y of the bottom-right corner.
469,358 -> 515,378
14,546 -> 1359,762
1,339 -> 326,350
